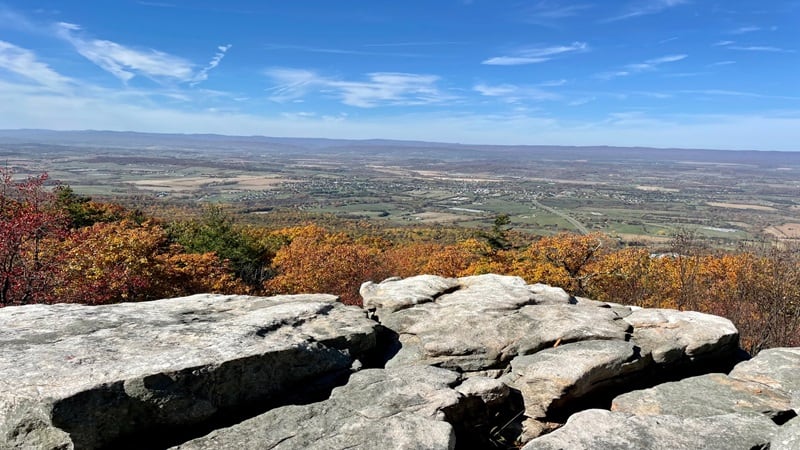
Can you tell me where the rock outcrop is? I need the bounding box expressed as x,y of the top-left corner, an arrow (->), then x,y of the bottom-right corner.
1,274 -> 796,450
0,294 -> 379,449
523,346 -> 800,449
364,274 -> 741,439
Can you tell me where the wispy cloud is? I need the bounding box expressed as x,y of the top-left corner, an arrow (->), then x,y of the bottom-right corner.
730,26 -> 761,34
522,1 -> 593,24
57,22 -> 194,83
713,40 -> 793,53
626,54 -> 687,72
56,22 -> 231,84
597,54 -> 687,79
606,0 -> 689,22
0,40 -> 72,90
192,44 -> 232,85
482,41 -> 587,65
473,82 -> 561,102
728,45 -> 794,53
708,60 -> 736,67
681,89 -> 800,101
265,69 -> 455,108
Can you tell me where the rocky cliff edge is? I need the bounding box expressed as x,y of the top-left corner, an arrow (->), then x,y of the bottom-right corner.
0,274 -> 797,449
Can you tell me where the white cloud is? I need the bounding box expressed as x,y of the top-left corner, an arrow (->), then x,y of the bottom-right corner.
192,44 -> 232,85
473,83 -> 560,102
0,41 -> 72,90
626,54 -> 685,70
598,54 -> 685,79
522,1 -> 593,24
57,22 -> 194,82
646,54 -> 687,64
265,69 -> 454,108
730,26 -> 761,34
713,40 -> 793,53
56,22 -> 230,85
482,42 -> 587,65
606,0 -> 689,22
680,89 -> 800,101
728,45 -> 794,53
595,70 -> 631,80
568,96 -> 596,106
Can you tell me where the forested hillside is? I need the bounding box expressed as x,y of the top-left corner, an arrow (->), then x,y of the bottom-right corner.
2,169 -> 798,354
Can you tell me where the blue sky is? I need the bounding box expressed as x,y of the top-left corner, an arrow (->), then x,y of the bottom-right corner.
0,1 -> 799,150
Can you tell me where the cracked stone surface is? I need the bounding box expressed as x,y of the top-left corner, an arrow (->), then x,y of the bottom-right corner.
369,274 -> 632,373
528,345 -> 800,450
1,274 -> 784,450
611,372 -> 795,422
623,308 -> 740,365
521,409 -> 779,450
503,340 -> 645,419
361,274 -> 744,443
0,294 -> 379,450
172,366 -> 462,450
729,347 -> 800,412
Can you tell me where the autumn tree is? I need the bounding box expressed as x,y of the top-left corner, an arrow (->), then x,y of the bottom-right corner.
52,219 -> 244,304
511,232 -> 609,295
0,169 -> 68,305
583,247 -> 652,304
265,224 -> 391,305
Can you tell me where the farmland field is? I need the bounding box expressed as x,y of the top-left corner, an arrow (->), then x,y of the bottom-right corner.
3,130 -> 799,246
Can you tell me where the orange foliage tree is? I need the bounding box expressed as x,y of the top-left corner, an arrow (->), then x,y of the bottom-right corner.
51,220 -> 244,304
510,232 -> 609,295
264,224 -> 391,305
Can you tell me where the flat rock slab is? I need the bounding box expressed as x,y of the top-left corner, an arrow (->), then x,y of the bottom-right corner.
173,366 -> 462,450
0,294 -> 379,449
503,340 -> 644,419
522,409 -> 779,450
370,274 -> 632,373
623,309 -> 739,365
729,347 -> 800,411
611,372 -> 795,422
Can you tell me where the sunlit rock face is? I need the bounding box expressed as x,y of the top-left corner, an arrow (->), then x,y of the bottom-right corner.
2,275 -> 797,450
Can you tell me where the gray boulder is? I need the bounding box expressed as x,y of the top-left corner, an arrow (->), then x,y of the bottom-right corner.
729,347 -> 800,411
503,340 -> 645,419
522,409 -> 778,450
173,365 -> 462,450
372,274 -> 631,373
623,308 -> 740,365
611,372 -> 795,422
361,275 -> 460,315
772,416 -> 800,450
0,294 -> 379,449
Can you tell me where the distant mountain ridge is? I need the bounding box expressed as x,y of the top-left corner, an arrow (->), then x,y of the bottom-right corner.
2,128 -> 799,166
